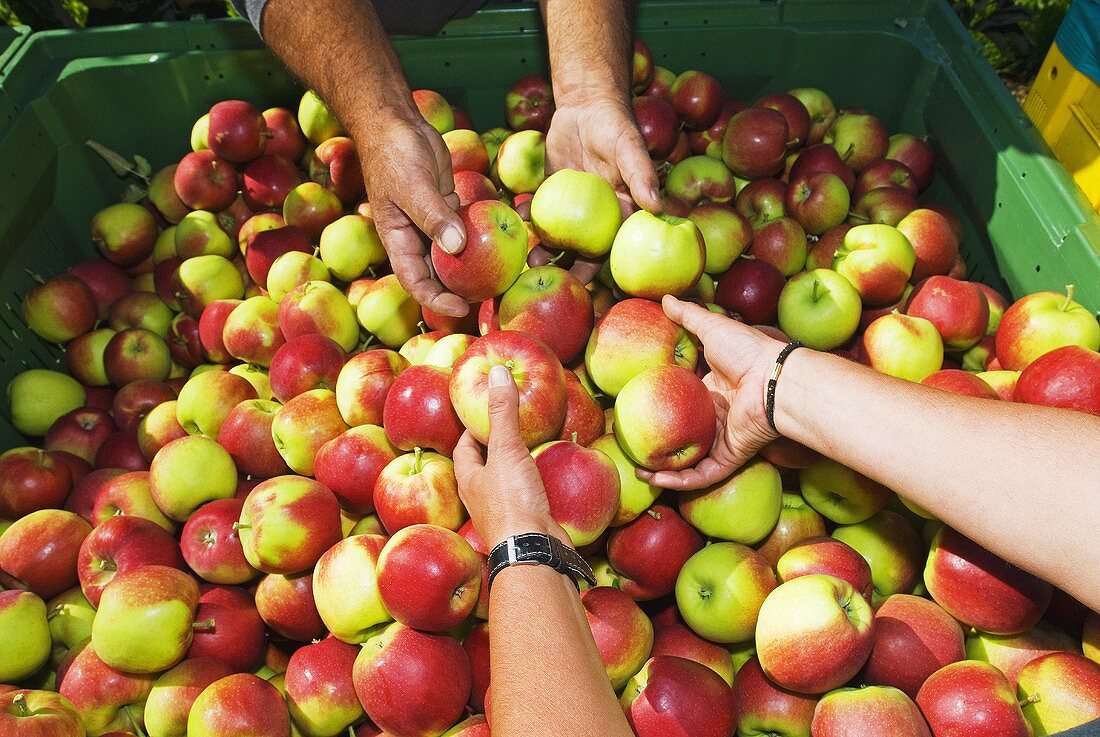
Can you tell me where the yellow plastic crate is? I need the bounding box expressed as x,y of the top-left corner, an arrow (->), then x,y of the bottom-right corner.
1024,5 -> 1100,214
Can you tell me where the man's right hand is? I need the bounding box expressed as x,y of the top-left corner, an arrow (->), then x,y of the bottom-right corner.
358,112 -> 471,317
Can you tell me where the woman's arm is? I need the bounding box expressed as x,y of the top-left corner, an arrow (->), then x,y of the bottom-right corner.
453,366 -> 632,737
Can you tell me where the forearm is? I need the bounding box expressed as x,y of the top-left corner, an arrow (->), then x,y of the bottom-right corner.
261,0 -> 417,139
540,0 -> 633,107
774,349 -> 1100,610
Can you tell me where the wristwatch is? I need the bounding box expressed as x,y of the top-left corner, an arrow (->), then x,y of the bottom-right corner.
487,532 -> 597,591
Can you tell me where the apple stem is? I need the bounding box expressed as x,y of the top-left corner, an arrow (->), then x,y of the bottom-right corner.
360,334 -> 377,351
123,704 -> 148,737
847,211 -> 868,223
546,250 -> 566,266
193,618 -> 216,631
23,268 -> 45,285
418,320 -> 428,335
412,446 -> 423,474
570,431 -> 578,444
348,727 -> 357,737
1061,284 -> 1076,311
12,693 -> 30,717
811,278 -> 822,302
646,508 -> 662,521
232,522 -> 251,531
1019,693 -> 1042,707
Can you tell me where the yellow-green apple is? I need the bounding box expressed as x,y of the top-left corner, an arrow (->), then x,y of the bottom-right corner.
145,164 -> 190,225
634,95 -> 680,158
825,111 -> 888,171
197,299 -> 241,364
479,127 -> 509,166
777,269 -> 862,350
315,425 -> 399,516
400,330 -> 445,365
65,328 -> 116,387
449,330 -> 567,447
799,457 -> 891,525
620,656 -> 736,737
432,200 -> 527,302
277,281 -> 359,353
756,492 -> 828,567
589,433 -> 661,527
786,171 -> 851,235
0,591 -> 50,683
149,435 -> 237,521
336,349 -> 408,427
1017,652 -> 1100,735
756,574 -> 876,694
237,475 -> 342,575
609,210 -> 706,299
255,571 -> 325,643
688,202 -> 753,274
886,133 -> 934,189
421,333 -> 475,368
410,89 -> 454,134
90,202 -> 159,267
317,214 -> 386,282
187,673 -> 290,737
297,90 -> 343,144
373,448 -> 464,533
606,504 -> 703,600
851,186 -> 918,227
207,99 -> 267,162
811,685 -> 931,737
921,369 -> 1001,399
495,130 -> 546,193
977,283 -> 1008,336
584,297 -> 698,397
21,274 -> 98,344
176,254 -> 246,319
285,637 -> 363,737
313,534 -> 391,643
529,169 -> 621,258
91,470 -> 176,531
46,587 -> 95,665
217,399 -> 291,479
309,136 -> 364,203
186,586 -> 265,673
270,388 -> 349,475
651,622 -> 734,684
181,498 -> 258,585
102,327 -> 172,387
896,209 -> 959,282
0,689 -> 85,737
678,457 -> 783,544
854,159 -> 919,199
354,623 -> 470,736
1015,345 -> 1100,415
175,210 -> 235,259
749,216 -> 808,277
242,153 -> 302,210
229,363 -> 273,400
57,640 -> 156,735
499,265 -> 594,364
777,537 -> 874,601
0,509 -> 89,599
787,88 -> 836,145
531,440 -> 620,547
356,274 -> 422,349
77,515 -> 185,607
176,369 -> 258,438
382,365 -> 466,455
666,155 -> 736,205
283,181 -> 342,242
862,594 -> 965,698
966,619 -> 1077,687
109,291 -> 173,336
861,313 -> 944,382
377,524 -> 480,632
453,170 -> 500,207
731,655 -> 818,736
906,276 -> 989,351
558,370 -> 605,446
143,657 -> 234,737
924,525 -> 1052,635
443,128 -> 490,175
267,251 -> 331,303
976,369 -> 1020,400
614,365 -> 716,472
831,224 -> 916,306
91,565 -> 199,674
136,399 -> 188,460
994,287 -> 1100,371
579,586 -> 654,689
915,660 -> 1031,737
832,510 -> 924,603
736,177 -> 787,228
722,107 -> 789,178
244,226 -> 312,289
676,542 -> 777,643
221,296 -> 286,367
713,257 -> 786,325
268,334 -> 346,402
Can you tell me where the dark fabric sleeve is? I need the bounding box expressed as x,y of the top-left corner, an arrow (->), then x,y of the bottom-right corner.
229,0 -> 267,35
1057,718 -> 1100,737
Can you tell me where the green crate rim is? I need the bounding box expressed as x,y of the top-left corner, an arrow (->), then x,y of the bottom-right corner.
0,25 -> 30,79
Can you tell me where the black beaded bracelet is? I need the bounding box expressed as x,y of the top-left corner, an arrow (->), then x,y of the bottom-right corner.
764,341 -> 804,433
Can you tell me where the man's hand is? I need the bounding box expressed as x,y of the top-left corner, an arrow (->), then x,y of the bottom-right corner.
637,296 -> 786,490
453,365 -> 568,547
358,113 -> 471,317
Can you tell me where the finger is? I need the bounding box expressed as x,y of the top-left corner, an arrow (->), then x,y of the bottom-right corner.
452,430 -> 486,486
641,456 -> 733,491
661,294 -> 723,337
395,177 -> 467,256
379,208 -> 470,318
617,131 -> 663,213
486,364 -> 525,459
568,257 -> 602,286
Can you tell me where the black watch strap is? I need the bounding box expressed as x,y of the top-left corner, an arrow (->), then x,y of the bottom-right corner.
486,533 -> 597,591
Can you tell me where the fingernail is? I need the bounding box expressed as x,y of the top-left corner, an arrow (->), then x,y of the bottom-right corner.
488,364 -> 510,388
439,225 -> 463,254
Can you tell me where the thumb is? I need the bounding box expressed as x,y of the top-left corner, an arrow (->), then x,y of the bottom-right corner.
486,364 -> 525,457
401,182 -> 467,255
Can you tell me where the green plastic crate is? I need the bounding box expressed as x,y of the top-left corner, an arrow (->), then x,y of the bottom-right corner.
0,0 -> 1098,449
0,25 -> 29,78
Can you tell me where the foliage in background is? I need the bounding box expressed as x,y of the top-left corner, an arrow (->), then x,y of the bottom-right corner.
0,0 -> 235,29
953,0 -> 1072,81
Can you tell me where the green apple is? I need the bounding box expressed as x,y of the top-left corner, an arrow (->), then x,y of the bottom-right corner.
800,457 -> 892,524
832,510 -> 924,604
481,127 -> 510,164
267,251 -> 331,303
91,565 -> 199,674
590,433 -> 661,526
175,210 -> 235,259
688,203 -> 753,274
530,169 -> 622,258
678,457 -> 782,544
861,313 -> 944,382
675,542 -> 777,643
0,590 -> 51,683
177,255 -> 246,317
175,369 -> 259,438
314,534 -> 392,643
356,275 -> 422,349
46,587 -> 96,660
610,211 -> 706,300
495,130 -> 546,194
191,113 -> 210,151
6,369 -> 85,436
229,363 -> 273,400
298,90 -> 345,145
421,333 -> 475,368
149,435 -> 238,521
318,214 -> 387,282
777,269 -> 862,350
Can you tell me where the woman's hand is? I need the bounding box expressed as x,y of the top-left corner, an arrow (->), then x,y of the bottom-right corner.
453,365 -> 569,548
637,296 -> 786,490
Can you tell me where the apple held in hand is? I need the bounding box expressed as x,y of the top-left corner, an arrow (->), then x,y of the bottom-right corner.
531,440 -> 620,547
237,475 -> 343,575
610,210 -> 706,300
620,656 -> 736,737
676,542 -> 777,643
614,364 -> 716,472
679,457 -> 783,544
777,269 -> 862,351
432,199 -> 528,302
450,330 -> 567,447
530,169 -> 621,258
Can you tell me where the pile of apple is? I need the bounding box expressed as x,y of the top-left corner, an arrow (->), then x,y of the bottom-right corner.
3,36 -> 1100,737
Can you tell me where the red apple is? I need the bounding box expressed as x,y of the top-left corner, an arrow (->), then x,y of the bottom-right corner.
916,660 -> 1031,737
382,364 -> 465,455
776,536 -> 874,601
315,425 -> 399,516
863,594 -> 965,698
995,287 -> 1100,372
886,133 -> 935,190
336,348 -> 408,427
208,99 -> 267,163
373,448 -> 464,533
22,275 -> 99,344
263,106 -> 307,161
0,509 -> 90,599
670,70 -> 724,130
268,334 -> 346,403
557,369 -> 605,446
242,153 -> 302,210
217,399 -> 291,479
499,265 -> 594,364
735,177 -> 787,228
254,570 -> 325,642
920,369 -> 1000,399
907,276 -> 989,351
174,150 -> 239,211
0,448 -> 73,520
714,258 -> 786,325
651,623 -> 734,684
812,685 -> 931,737
180,497 -> 258,585
723,107 -> 789,179
1014,345 -> 1100,415
755,92 -> 811,149
505,74 -> 554,133
57,640 -> 157,735
748,216 -> 808,277
790,143 -> 856,191
854,159 -> 919,199
606,504 -> 703,601
285,637 -> 364,737
453,170 -> 500,207
76,514 -> 184,607
90,203 -> 160,268
237,475 -> 342,575
732,655 -> 819,736
633,95 -> 680,159
532,440 -> 620,548
186,673 -> 289,737
310,136 -> 365,203
613,365 -> 716,471
45,408 -> 117,465
185,585 -> 265,673
621,656 -> 736,737
581,586 -> 655,689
